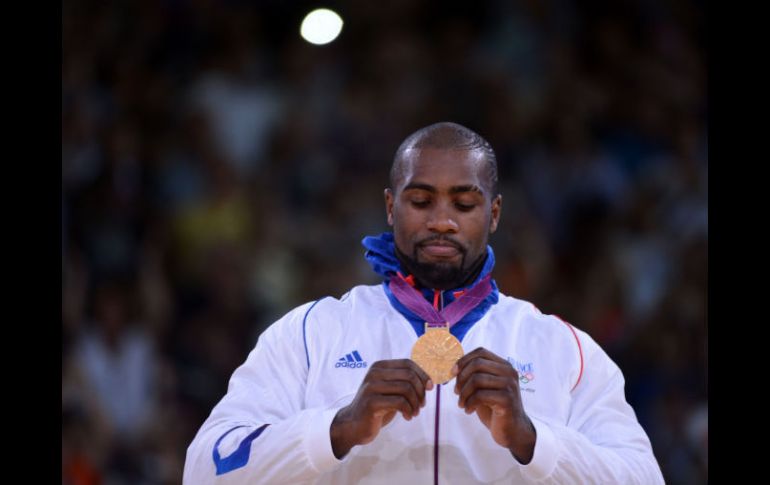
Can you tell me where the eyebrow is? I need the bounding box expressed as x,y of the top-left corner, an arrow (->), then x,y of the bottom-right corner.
403,183 -> 485,196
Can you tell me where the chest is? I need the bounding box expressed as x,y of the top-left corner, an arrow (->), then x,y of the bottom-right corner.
303,309 -> 573,425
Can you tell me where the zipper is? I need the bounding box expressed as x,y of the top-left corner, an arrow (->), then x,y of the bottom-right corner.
432,289 -> 443,485
434,383 -> 441,485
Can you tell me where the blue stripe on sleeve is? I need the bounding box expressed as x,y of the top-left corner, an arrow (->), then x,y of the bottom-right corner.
213,424 -> 270,475
302,297 -> 328,370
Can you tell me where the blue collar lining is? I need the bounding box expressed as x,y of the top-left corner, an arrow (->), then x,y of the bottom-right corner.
362,232 -> 499,341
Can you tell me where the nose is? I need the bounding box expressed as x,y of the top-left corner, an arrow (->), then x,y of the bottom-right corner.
426,204 -> 459,233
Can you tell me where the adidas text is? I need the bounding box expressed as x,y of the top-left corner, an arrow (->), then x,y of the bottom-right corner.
335,361 -> 367,368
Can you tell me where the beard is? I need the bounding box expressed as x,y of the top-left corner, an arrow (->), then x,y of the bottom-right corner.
395,241 -> 487,290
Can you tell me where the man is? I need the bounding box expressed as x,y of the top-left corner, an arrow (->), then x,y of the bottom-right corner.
184,122 -> 664,484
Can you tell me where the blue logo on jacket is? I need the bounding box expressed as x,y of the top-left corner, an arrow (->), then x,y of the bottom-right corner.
508,357 -> 535,384
336,350 -> 368,369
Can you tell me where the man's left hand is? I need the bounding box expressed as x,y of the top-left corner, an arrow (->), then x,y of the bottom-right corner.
452,347 -> 536,464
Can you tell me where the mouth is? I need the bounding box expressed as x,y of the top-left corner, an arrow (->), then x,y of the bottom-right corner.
418,240 -> 462,259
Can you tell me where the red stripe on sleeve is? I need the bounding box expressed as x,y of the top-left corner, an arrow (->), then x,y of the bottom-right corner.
555,315 -> 584,392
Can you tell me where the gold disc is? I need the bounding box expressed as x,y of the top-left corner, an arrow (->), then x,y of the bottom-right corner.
411,328 -> 464,384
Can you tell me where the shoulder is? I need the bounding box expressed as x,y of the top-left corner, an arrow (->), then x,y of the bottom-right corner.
314,284 -> 389,311
266,284 -> 387,333
493,293 -> 579,342
493,293 -> 591,390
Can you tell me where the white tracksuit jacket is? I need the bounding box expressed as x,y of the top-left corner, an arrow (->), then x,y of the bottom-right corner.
184,284 -> 665,484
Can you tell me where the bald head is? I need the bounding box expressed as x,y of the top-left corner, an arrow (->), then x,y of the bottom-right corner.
390,122 -> 499,197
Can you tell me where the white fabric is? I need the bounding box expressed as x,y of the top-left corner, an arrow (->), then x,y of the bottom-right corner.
184,285 -> 664,484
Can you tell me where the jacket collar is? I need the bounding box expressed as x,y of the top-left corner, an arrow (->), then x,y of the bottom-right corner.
362,232 -> 499,339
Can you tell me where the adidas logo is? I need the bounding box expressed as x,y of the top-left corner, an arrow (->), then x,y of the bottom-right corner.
335,350 -> 368,369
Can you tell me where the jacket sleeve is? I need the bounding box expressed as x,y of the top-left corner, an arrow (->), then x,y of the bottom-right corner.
518,330 -> 665,484
183,301 -> 344,485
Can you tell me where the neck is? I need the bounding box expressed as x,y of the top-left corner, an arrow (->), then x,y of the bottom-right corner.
459,252 -> 487,287
395,247 -> 488,291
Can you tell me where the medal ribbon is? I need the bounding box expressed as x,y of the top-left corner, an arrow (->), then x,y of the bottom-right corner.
389,273 -> 493,329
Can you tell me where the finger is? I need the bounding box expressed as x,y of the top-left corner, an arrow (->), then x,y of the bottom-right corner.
367,395 -> 416,421
364,380 -> 422,417
367,367 -> 429,406
402,369 -> 428,406
456,372 -> 511,408
371,359 -> 433,391
463,389 -> 513,415
403,359 -> 434,391
370,359 -> 418,369
454,347 -> 509,373
386,367 -> 429,405
454,357 -> 517,395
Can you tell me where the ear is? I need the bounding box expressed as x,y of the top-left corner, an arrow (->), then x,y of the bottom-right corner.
489,194 -> 502,234
384,188 -> 394,226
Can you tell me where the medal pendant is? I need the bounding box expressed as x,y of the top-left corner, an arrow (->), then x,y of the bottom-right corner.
410,323 -> 464,384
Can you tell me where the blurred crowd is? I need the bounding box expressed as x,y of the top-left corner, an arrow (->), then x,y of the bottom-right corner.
62,0 -> 707,484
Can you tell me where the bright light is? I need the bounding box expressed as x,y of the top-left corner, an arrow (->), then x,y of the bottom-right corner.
300,8 -> 343,45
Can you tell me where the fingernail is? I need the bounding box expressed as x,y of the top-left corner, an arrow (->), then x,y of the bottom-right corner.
451,364 -> 458,376
427,379 -> 434,390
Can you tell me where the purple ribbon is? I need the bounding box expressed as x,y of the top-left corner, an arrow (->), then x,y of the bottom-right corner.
388,274 -> 493,329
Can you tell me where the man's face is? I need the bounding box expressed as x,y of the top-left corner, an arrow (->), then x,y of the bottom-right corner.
385,147 -> 501,289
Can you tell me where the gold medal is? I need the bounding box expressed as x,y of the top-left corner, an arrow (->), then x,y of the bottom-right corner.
411,323 -> 464,384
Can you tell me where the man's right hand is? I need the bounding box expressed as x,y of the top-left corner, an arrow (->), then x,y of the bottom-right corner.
330,359 -> 433,459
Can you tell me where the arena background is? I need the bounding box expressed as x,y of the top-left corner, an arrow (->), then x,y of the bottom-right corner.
61,0 -> 707,483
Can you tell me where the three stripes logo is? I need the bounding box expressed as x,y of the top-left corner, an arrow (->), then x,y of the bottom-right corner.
336,350 -> 367,369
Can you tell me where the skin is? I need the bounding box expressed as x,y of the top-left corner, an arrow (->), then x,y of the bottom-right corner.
452,348 -> 537,464
387,147 -> 499,290
330,146 -> 536,464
